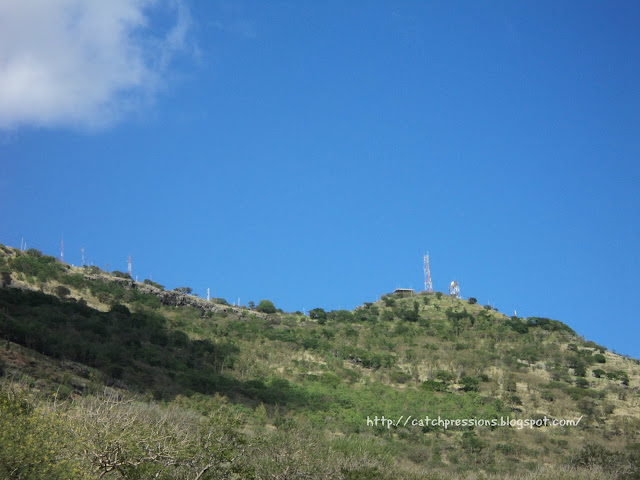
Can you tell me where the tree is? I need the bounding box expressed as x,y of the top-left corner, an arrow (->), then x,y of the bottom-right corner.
54,285 -> 71,299
256,299 -> 276,314
248,301 -> 255,310
309,308 -> 327,321
460,376 -> 480,392
174,287 -> 192,295
468,297 -> 478,305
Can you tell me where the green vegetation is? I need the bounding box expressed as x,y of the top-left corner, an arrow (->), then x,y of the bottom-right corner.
143,278 -> 165,290
256,299 -> 276,314
0,244 -> 639,479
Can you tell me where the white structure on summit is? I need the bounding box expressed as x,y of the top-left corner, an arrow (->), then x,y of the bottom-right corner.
423,253 -> 433,292
449,280 -> 460,298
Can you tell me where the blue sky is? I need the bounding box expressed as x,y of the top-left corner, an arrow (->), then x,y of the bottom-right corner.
1,1 -> 638,357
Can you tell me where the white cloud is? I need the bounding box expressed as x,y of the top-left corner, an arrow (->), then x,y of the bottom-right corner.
0,0 -> 192,130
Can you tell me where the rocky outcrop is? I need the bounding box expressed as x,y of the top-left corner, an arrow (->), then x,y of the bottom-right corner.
0,245 -> 267,319
83,273 -> 267,318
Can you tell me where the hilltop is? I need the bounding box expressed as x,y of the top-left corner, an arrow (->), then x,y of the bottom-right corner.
1,244 -> 639,479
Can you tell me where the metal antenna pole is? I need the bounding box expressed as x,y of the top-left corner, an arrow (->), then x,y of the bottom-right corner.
423,253 -> 433,292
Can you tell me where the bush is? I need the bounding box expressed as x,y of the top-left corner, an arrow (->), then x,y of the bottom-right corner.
380,311 -> 394,322
435,370 -> 454,383
110,304 -> 131,316
54,285 -> 71,299
467,297 -> 477,305
60,273 -> 86,289
309,308 -> 327,321
174,287 -> 192,295
112,271 -> 132,279
575,377 -> 590,389
256,299 -> 277,314
505,317 -> 529,334
421,380 -> 447,392
593,353 -> 606,363
574,364 -> 587,377
540,390 -> 555,402
143,279 -> 165,290
328,310 -> 354,323
389,370 -> 412,384
460,376 -> 480,392
381,295 -> 396,307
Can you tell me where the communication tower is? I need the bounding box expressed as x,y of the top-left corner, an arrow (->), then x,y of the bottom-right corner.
60,236 -> 64,262
81,247 -> 85,267
449,280 -> 461,298
423,253 -> 433,292
128,255 -> 132,277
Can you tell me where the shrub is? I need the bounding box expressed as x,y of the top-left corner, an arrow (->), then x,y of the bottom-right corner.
112,271 -> 131,279
593,353 -> 606,363
389,370 -> 412,384
54,285 -> 71,299
400,307 -> 419,323
505,317 -> 529,334
380,311 -> 394,322
507,394 -> 523,406
60,273 -> 86,289
110,304 -> 131,316
467,297 -> 477,305
575,377 -> 590,389
143,279 -> 165,290
460,376 -> 480,392
574,364 -> 587,377
328,310 -> 354,323
256,299 -> 276,314
435,370 -> 454,383
421,380 -> 447,392
504,377 -> 517,392
381,295 -> 396,307
570,444 -> 638,476
309,308 -> 327,321
174,287 -> 192,295
540,390 -> 555,402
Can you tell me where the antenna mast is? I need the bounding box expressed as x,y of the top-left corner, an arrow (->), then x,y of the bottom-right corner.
128,255 -> 132,278
423,253 -> 433,292
60,235 -> 64,262
81,247 -> 85,267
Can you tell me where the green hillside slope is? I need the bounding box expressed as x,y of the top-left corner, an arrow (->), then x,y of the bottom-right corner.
1,245 -> 639,479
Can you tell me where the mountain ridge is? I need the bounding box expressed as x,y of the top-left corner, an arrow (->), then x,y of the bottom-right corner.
1,243 -> 639,479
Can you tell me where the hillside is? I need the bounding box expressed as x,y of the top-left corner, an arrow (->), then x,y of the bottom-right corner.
1,244 -> 639,479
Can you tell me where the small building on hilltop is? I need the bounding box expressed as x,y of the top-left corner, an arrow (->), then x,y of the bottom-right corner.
393,288 -> 414,295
